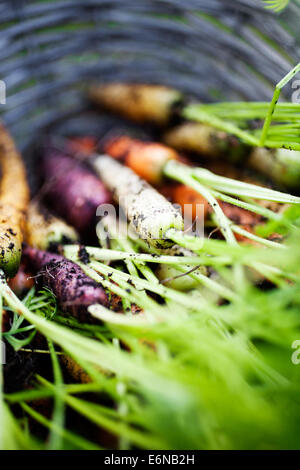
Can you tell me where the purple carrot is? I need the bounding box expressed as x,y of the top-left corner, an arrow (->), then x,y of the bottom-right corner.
41,147 -> 112,234
23,245 -> 108,321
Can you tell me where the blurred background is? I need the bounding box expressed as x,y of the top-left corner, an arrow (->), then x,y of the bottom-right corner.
0,0 -> 299,151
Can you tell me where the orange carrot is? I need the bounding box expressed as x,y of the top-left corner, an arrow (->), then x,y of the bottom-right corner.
217,202 -> 262,244
104,136 -> 179,185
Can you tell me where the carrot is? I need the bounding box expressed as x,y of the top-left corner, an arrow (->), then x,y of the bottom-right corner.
26,202 -> 79,251
103,136 -> 179,185
164,123 -> 300,189
60,355 -> 91,384
2,309 -> 10,332
163,122 -> 249,161
22,245 -> 108,321
161,184 -> 209,221
66,136 -> 98,156
89,83 -> 183,125
0,124 -> 30,277
8,262 -> 34,297
92,155 -> 184,248
41,147 -> 112,234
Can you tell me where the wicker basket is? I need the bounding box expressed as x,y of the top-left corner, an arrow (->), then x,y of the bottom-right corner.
0,0 -> 299,153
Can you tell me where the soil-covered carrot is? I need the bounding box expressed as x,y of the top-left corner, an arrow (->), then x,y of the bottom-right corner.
163,122 -> 249,161
89,83 -> 183,125
103,136 -> 179,185
60,355 -> 91,384
92,156 -> 184,248
41,147 -> 112,234
0,124 -> 30,277
26,202 -> 79,251
66,136 -> 98,156
248,147 -> 300,189
22,245 -> 108,320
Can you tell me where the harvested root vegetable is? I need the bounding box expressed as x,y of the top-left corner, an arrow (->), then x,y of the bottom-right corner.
66,136 -> 98,156
41,147 -> 112,234
2,309 -> 10,332
26,202 -> 79,251
92,155 -> 184,248
8,262 -> 34,297
89,83 -> 183,125
164,123 -> 300,189
163,122 -> 249,161
161,184 -> 262,244
103,136 -> 178,185
161,184 -> 209,221
22,245 -> 108,320
249,147 -> 300,189
60,355 -> 91,384
102,134 -> 300,248
0,124 -> 30,277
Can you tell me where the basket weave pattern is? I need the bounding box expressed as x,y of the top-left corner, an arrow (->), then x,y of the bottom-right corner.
0,0 -> 299,148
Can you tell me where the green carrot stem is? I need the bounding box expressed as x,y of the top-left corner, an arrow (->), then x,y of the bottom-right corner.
209,190 -> 284,222
100,220 -> 158,284
190,167 -> 300,203
39,378 -> 165,449
166,263 -> 239,302
76,262 -> 159,314
47,341 -> 65,451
